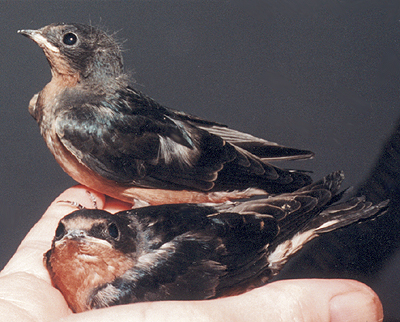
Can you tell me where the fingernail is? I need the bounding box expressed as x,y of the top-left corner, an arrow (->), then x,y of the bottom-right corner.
330,290 -> 383,322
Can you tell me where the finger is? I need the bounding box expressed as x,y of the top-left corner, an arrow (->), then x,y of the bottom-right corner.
327,280 -> 383,322
1,185 -> 105,280
0,186 -> 103,321
0,271 -> 71,321
243,279 -> 383,322
103,196 -> 133,213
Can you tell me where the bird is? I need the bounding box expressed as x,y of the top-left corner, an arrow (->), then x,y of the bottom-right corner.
18,23 -> 314,207
44,171 -> 388,313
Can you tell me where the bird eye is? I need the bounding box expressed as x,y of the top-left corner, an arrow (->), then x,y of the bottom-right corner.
55,223 -> 66,240
108,223 -> 119,239
63,32 -> 77,46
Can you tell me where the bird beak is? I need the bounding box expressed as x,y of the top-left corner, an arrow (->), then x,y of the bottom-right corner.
57,230 -> 113,248
18,28 -> 60,54
17,29 -> 38,38
65,229 -> 88,240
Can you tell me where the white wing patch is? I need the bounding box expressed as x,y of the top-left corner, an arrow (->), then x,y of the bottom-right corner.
316,219 -> 340,231
267,230 -> 316,275
158,135 -> 199,166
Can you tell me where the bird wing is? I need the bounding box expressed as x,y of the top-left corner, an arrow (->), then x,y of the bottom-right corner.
55,86 -> 313,191
226,171 -> 387,278
88,231 -> 228,308
173,109 -> 314,161
54,95 -> 239,191
89,204 -> 226,307
89,203 -> 280,307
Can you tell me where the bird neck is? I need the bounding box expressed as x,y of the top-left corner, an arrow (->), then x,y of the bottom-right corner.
50,69 -> 81,87
80,73 -> 128,96
82,48 -> 124,80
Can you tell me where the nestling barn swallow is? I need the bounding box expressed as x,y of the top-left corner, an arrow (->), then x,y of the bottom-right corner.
18,23 -> 314,206
45,171 -> 388,313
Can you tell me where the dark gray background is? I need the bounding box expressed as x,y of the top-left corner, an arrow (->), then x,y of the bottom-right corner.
1,0 -> 400,319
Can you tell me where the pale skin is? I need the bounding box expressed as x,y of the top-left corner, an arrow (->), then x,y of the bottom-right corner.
0,186 -> 383,322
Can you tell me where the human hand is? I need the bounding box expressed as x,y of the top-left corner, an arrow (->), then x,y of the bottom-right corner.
0,186 -> 383,322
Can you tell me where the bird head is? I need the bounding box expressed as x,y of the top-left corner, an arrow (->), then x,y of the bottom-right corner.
18,23 -> 124,82
48,208 -> 138,257
44,209 -> 138,312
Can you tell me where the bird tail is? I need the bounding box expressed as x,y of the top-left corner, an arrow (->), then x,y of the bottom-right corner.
267,197 -> 388,275
263,172 -> 388,276
221,170 -> 345,216
310,196 -> 389,234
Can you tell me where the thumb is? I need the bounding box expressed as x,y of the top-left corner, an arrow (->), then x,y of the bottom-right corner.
243,279 -> 383,322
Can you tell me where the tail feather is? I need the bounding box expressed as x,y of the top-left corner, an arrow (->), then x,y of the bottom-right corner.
213,171 -> 388,280
260,171 -> 389,277
296,170 -> 344,194
313,198 -> 389,234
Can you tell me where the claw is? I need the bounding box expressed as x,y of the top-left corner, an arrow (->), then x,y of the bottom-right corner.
85,190 -> 98,209
57,200 -> 85,210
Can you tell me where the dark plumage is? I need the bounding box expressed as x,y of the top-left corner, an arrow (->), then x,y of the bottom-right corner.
19,23 -> 313,206
44,171 -> 387,312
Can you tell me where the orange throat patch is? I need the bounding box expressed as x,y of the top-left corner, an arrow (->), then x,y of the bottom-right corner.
46,239 -> 135,313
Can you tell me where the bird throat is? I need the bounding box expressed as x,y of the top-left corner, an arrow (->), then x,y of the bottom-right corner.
46,240 -> 135,313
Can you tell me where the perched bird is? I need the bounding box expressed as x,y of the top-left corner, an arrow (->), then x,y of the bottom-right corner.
18,23 -> 314,206
45,171 -> 387,313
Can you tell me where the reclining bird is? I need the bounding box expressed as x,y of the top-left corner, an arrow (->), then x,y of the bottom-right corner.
45,171 -> 388,312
